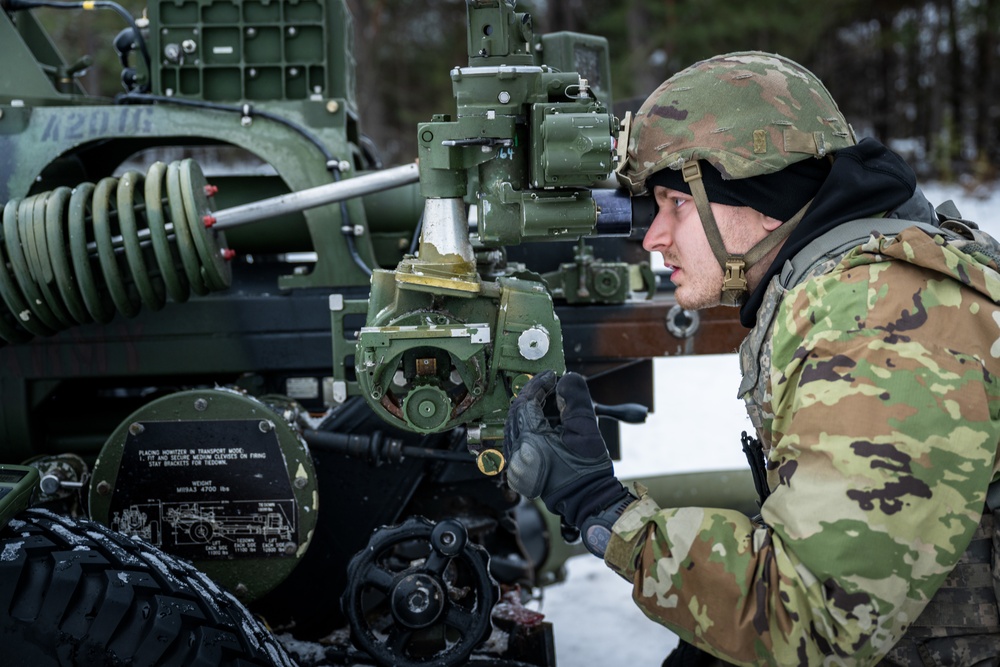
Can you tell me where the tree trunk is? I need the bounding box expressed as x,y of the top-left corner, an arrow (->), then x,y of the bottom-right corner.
624,0 -> 660,99
945,0 -> 963,162
974,0 -> 999,170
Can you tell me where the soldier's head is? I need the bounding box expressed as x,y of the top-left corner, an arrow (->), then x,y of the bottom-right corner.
618,51 -> 856,309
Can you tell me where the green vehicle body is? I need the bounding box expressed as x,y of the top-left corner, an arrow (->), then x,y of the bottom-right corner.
0,1 -> 755,664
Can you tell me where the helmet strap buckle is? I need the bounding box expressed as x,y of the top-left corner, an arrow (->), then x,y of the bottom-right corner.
681,161 -> 702,183
723,257 -> 747,291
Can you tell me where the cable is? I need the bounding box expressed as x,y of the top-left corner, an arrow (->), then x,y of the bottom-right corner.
4,0 -> 151,75
119,93 -> 339,166
331,167 -> 373,277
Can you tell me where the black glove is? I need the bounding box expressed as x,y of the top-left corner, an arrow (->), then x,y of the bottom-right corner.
504,371 -> 635,556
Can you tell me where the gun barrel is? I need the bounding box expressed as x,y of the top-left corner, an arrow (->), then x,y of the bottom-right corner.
212,162 -> 420,230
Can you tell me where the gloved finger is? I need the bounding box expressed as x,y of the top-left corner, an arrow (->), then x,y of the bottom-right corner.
504,441 -> 546,499
555,373 -> 606,458
555,372 -> 598,423
504,370 -> 557,452
512,370 -> 557,409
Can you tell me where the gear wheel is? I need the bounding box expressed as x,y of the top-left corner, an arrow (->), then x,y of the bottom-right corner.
401,385 -> 452,433
343,516 -> 498,667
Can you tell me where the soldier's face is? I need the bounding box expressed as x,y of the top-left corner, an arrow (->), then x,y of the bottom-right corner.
643,186 -> 775,310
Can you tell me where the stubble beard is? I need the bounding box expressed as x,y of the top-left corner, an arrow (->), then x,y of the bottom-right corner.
671,275 -> 723,311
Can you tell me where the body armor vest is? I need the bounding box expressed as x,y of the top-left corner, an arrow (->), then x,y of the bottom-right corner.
738,215 -> 1000,666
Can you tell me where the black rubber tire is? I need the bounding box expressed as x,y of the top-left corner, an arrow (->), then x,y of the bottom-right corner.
0,508 -> 297,667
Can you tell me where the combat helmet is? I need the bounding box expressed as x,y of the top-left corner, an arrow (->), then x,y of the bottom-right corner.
617,51 -> 856,306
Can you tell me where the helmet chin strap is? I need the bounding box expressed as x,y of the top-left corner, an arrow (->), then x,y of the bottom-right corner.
681,161 -> 811,307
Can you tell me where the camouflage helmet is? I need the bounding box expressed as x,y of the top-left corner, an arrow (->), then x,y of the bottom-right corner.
617,51 -> 856,307
617,51 -> 856,194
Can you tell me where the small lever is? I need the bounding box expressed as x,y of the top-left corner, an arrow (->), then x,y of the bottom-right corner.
593,402 -> 648,424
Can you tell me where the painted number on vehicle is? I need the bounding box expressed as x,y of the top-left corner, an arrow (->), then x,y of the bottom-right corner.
40,107 -> 154,143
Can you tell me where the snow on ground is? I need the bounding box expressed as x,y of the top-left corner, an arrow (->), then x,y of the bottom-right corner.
541,181 -> 1000,666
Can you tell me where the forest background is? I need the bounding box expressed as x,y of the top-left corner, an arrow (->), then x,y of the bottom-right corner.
31,0 -> 1000,186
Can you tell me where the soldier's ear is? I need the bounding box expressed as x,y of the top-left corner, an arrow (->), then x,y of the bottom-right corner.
762,215 -> 783,233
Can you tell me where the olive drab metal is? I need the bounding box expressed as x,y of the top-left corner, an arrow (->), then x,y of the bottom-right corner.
0,1 -> 759,666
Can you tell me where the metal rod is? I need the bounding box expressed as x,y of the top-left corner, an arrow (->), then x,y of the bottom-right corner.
212,162 -> 420,231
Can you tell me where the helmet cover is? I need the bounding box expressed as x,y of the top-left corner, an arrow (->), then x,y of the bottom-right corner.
617,51 -> 856,193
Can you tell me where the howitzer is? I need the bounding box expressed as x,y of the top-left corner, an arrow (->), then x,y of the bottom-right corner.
0,1 -> 752,665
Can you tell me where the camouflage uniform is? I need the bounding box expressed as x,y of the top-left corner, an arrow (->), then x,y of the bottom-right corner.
609,52 -> 1000,665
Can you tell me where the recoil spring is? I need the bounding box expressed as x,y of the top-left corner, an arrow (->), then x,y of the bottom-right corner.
0,159 -> 231,344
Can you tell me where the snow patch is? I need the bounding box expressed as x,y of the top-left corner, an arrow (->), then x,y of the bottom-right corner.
1,541 -> 23,562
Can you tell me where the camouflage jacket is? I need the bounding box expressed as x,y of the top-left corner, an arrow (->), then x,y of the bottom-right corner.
604,225 -> 1000,665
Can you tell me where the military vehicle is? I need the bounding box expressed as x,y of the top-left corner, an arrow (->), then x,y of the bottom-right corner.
0,0 -> 751,664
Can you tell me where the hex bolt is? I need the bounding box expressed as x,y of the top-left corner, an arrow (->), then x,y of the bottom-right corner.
294,476 -> 308,489
245,27 -> 256,38
497,91 -> 511,104
283,542 -> 297,555
258,420 -> 273,433
96,480 -> 111,496
128,422 -> 144,436
326,100 -> 340,114
181,39 -> 197,54
194,397 -> 208,411
408,589 -> 429,612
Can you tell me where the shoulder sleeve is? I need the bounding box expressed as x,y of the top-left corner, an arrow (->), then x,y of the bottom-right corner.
604,256 -> 1000,666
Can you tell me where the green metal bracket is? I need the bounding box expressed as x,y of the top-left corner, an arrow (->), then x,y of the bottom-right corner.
329,293 -> 369,404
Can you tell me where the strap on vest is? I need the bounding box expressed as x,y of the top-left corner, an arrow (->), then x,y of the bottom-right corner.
779,217 -> 944,289
986,478 -> 1000,512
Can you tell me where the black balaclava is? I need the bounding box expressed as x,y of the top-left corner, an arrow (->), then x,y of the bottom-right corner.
645,157 -> 831,222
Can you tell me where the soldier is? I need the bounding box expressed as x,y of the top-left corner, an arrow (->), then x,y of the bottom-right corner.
504,52 -> 1000,665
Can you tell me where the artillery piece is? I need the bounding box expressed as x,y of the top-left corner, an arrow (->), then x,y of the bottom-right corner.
0,1 -> 750,665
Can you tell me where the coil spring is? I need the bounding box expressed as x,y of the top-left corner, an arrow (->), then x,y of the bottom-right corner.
0,159 -> 231,345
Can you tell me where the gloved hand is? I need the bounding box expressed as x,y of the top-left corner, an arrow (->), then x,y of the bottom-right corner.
504,370 -> 635,556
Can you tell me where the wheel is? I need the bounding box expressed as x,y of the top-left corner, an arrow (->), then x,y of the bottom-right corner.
343,516 -> 498,667
0,509 -> 295,667
188,520 -> 215,543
